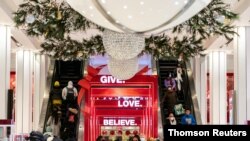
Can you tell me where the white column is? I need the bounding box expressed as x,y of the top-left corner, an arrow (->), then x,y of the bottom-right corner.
234,27 -> 250,124
33,54 -> 47,130
0,25 -> 11,119
33,54 -> 41,130
209,51 -> 227,124
194,56 -> 208,124
16,50 -> 34,134
40,55 -> 48,106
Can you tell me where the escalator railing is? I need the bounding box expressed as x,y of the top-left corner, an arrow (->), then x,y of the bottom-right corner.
77,61 -> 87,141
43,60 -> 59,133
157,59 -> 182,123
38,59 -> 84,140
185,61 -> 202,124
157,59 -> 202,140
38,59 -> 56,132
57,60 -> 84,140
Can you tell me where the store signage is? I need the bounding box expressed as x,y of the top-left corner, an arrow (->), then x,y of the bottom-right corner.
118,100 -> 142,107
103,119 -> 137,126
94,97 -> 147,108
100,76 -> 125,84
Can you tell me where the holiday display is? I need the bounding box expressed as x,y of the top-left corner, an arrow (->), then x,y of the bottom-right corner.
13,0 -> 238,60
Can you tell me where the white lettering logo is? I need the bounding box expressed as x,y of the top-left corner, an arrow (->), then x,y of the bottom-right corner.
100,76 -> 125,84
118,100 -> 142,107
103,119 -> 137,126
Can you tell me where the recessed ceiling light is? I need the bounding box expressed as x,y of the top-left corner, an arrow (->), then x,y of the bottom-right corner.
89,6 -> 93,10
123,5 -> 128,9
140,1 -> 144,5
175,1 -> 179,5
128,15 -> 132,19
184,0 -> 188,4
101,0 -> 106,4
107,11 -> 111,15
115,20 -> 120,23
82,11 -> 85,14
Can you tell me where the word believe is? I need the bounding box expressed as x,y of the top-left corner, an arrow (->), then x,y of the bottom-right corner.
118,100 -> 142,107
103,119 -> 137,126
100,76 -> 125,84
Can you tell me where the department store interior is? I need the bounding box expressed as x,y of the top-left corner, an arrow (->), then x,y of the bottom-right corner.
0,0 -> 250,141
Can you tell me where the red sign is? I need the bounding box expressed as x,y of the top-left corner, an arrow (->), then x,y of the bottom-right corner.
83,75 -> 158,141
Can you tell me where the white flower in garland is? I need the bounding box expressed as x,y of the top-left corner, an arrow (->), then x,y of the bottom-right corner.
25,14 -> 35,24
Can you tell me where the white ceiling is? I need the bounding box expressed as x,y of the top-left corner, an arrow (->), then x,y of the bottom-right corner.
0,0 -> 250,52
0,0 -> 42,50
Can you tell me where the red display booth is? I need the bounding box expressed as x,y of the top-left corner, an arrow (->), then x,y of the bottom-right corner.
83,75 -> 158,141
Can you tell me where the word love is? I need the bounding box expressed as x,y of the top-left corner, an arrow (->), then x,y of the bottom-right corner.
100,76 -> 125,84
118,100 -> 142,107
103,119 -> 137,126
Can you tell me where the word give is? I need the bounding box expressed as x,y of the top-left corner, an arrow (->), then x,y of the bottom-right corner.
100,76 -> 125,84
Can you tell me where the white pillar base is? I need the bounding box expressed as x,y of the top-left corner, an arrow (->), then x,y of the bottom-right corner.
234,27 -> 250,124
194,56 -> 207,124
15,50 -> 33,134
209,51 -> 227,124
33,54 -> 47,130
0,25 -> 11,119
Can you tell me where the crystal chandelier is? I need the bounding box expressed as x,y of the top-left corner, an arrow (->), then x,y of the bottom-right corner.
103,29 -> 145,60
108,56 -> 139,80
66,0 -> 211,34
66,0 -> 211,79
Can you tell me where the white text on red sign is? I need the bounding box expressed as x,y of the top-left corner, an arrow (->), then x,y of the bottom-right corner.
103,119 -> 137,126
100,76 -> 125,84
118,100 -> 142,107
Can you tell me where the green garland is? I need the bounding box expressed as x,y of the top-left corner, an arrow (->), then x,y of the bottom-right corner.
144,35 -> 203,60
173,0 -> 238,44
13,0 -> 238,60
41,35 -> 105,60
13,0 -> 101,39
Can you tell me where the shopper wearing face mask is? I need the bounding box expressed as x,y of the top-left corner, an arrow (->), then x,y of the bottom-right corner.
166,113 -> 177,125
